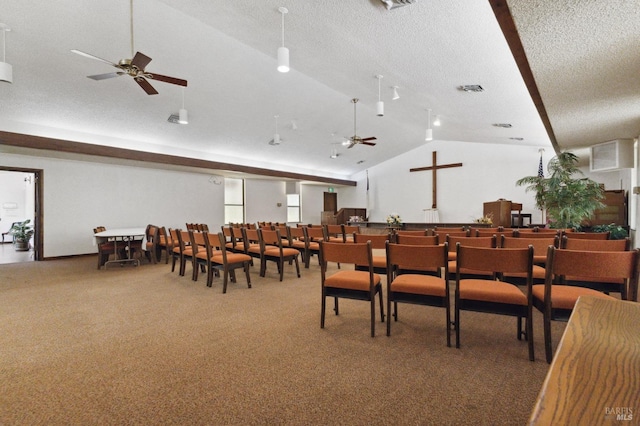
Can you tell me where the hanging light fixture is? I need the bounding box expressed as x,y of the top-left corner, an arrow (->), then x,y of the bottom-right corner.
375,75 -> 384,116
277,7 -> 289,73
0,23 -> 12,84
433,115 -> 441,126
273,115 -> 281,145
392,86 -> 399,100
330,145 -> 338,159
425,108 -> 433,141
178,87 -> 188,124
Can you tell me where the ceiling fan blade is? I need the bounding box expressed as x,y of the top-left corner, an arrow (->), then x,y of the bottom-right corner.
87,72 -> 124,81
134,77 -> 159,95
131,51 -> 152,70
71,49 -> 119,67
362,141 -> 377,146
347,141 -> 356,149
361,137 -> 377,141
146,73 -> 188,87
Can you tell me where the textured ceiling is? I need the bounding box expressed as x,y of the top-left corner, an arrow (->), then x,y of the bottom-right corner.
1,0 -> 633,181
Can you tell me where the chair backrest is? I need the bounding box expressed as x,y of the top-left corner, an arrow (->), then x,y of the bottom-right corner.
434,226 -> 466,232
563,231 -> 610,240
561,236 -> 630,251
258,228 -> 282,248
386,242 -> 448,275
394,229 -> 428,236
93,226 -> 106,234
446,235 -> 496,252
434,229 -> 469,238
353,232 -> 391,249
204,231 -> 225,262
304,226 -> 325,241
394,234 -> 438,245
146,224 -> 158,241
243,228 -> 260,245
546,246 -> 639,284
501,235 -> 558,252
289,226 -> 305,240
342,225 -> 360,235
320,241 -> 372,266
513,229 -> 560,238
457,244 -> 533,277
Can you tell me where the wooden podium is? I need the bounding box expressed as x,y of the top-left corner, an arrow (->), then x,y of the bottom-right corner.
483,200 -> 522,227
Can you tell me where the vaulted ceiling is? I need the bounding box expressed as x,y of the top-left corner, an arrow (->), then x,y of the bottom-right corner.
0,0 -> 637,181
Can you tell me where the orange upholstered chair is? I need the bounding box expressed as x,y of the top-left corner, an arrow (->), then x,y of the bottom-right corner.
320,241 -> 385,337
386,242 -> 451,346
241,227 -> 263,262
394,234 -> 438,246
206,232 -> 251,293
156,226 -> 173,264
302,226 -> 324,268
500,235 -> 558,284
189,229 -> 211,282
533,246 -> 639,363
394,229 -> 429,237
174,230 -> 194,277
144,224 -> 159,264
559,236 -> 633,300
455,244 -> 535,361
324,224 -> 345,242
446,235 -> 496,278
353,232 -> 391,274
258,228 -> 301,281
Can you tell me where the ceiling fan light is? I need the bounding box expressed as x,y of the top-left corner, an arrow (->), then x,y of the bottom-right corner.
425,128 -> 433,141
178,108 -> 188,124
277,46 -> 289,73
0,61 -> 12,84
376,100 -> 384,117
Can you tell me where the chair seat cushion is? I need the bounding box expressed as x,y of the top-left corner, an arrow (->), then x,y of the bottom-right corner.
327,236 -> 344,242
531,284 -> 614,310
264,247 -> 299,257
391,274 -> 446,297
308,242 -> 320,250
291,241 -> 306,249
459,279 -> 527,305
324,270 -> 381,291
212,253 -> 251,264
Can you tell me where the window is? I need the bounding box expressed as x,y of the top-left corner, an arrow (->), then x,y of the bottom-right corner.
287,193 -> 300,223
224,177 -> 244,224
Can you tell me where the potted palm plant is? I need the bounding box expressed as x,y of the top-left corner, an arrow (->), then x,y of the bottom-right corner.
516,152 -> 605,230
10,219 -> 35,251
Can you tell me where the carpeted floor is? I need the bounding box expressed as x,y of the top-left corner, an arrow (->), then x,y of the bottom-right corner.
0,255 -> 566,425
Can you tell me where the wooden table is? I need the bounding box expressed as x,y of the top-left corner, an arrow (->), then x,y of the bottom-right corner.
529,296 -> 640,424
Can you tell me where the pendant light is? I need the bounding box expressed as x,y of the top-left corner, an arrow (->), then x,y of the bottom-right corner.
392,86 -> 400,100
433,114 -> 441,126
425,108 -> 433,141
0,23 -> 12,84
273,115 -> 281,145
178,87 -> 188,124
277,7 -> 289,73
375,75 -> 384,116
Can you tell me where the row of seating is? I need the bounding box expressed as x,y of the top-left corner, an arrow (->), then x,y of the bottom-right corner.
318,235 -> 640,363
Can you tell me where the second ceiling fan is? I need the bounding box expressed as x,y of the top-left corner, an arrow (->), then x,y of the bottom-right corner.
345,98 -> 377,149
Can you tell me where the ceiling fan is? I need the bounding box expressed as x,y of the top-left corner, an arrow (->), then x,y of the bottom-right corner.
70,0 -> 187,95
345,98 -> 377,149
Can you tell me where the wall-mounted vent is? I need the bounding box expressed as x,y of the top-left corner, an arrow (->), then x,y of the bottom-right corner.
381,0 -> 416,10
590,139 -> 634,172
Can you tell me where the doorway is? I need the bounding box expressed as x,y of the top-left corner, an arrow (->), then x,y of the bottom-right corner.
0,167 -> 43,264
323,191 -> 337,213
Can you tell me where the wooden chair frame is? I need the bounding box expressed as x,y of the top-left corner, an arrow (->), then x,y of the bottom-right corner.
258,228 -> 301,281
206,232 -> 252,293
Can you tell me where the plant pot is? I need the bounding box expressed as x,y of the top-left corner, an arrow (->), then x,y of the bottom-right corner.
14,240 -> 30,251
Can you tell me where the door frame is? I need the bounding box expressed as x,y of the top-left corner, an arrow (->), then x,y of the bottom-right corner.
0,166 -> 43,261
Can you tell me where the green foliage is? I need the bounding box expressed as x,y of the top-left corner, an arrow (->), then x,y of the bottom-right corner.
591,223 -> 628,240
516,152 -> 605,229
10,219 -> 35,242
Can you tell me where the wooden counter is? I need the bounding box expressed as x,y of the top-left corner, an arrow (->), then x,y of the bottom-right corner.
529,296 -> 640,424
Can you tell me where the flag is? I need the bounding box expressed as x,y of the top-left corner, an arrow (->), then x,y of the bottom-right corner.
537,154 -> 544,178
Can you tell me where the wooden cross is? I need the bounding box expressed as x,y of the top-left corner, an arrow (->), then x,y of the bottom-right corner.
410,151 -> 463,209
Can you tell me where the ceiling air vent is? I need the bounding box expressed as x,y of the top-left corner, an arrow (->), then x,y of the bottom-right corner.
381,0 -> 416,10
167,114 -> 180,124
493,123 -> 512,128
460,85 -> 484,92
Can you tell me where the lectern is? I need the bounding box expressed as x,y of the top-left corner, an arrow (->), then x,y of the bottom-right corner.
483,200 -> 522,227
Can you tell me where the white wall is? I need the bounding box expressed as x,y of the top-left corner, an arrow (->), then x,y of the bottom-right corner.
342,140 -> 552,224
1,152 -> 225,257
245,179 -> 287,224
300,184 -> 326,225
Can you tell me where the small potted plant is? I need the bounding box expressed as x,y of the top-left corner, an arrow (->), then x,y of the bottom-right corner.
10,219 -> 34,251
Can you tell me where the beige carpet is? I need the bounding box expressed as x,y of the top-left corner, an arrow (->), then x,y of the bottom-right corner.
0,256 -> 566,425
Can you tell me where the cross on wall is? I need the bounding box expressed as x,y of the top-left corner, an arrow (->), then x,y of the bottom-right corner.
410,151 -> 463,209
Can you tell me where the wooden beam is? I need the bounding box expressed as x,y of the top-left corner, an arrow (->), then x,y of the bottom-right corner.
0,131 -> 357,187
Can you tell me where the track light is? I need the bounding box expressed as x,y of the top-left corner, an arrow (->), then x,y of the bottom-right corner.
0,23 -> 12,84
277,7 -> 289,73
375,75 -> 384,116
392,86 -> 399,100
425,108 -> 433,141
